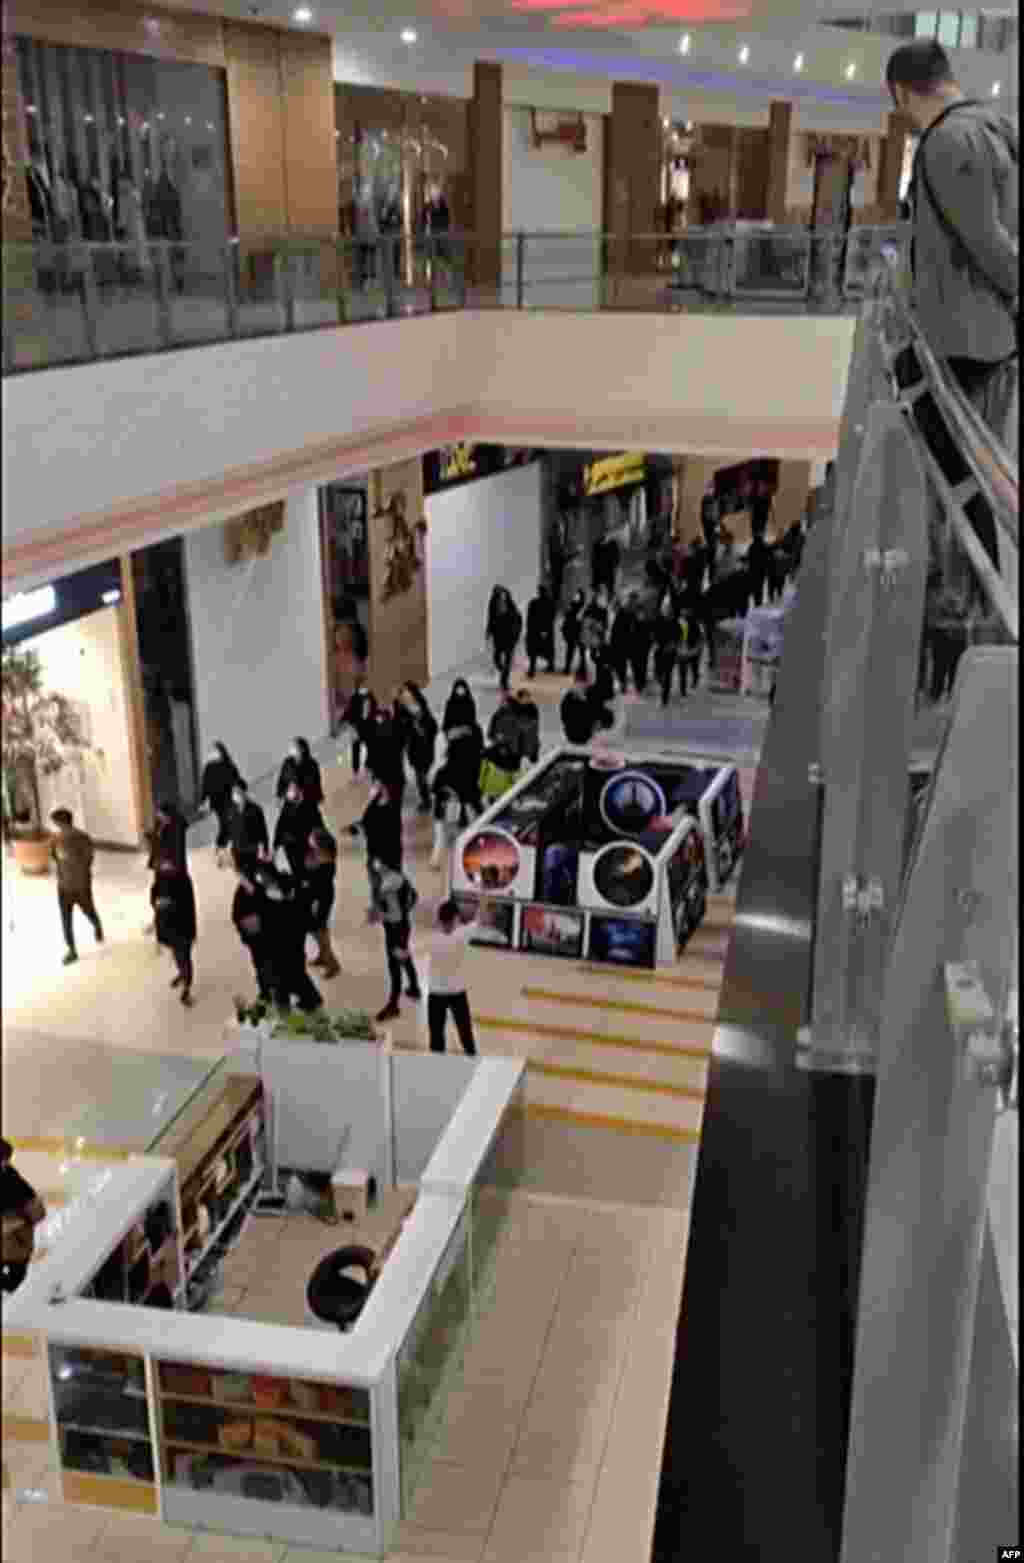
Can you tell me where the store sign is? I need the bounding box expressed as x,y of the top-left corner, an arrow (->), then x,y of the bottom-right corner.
423,444 -> 534,496
440,443 -> 477,482
582,451 -> 645,497
2,560 -> 122,647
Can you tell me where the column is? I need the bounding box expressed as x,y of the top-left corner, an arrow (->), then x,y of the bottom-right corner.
765,100 -> 793,225
467,61 -> 502,294
675,456 -> 721,543
2,31 -> 33,242
117,556 -> 154,843
366,458 -> 429,696
605,81 -> 660,275
876,111 -> 912,221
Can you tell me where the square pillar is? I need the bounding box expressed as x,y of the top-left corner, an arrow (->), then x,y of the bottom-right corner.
468,61 -> 502,294
766,100 -> 793,225
367,459 -> 429,696
605,82 -> 660,275
877,111 -> 913,220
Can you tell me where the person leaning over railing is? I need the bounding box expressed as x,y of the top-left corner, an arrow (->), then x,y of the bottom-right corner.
885,40 -> 1018,452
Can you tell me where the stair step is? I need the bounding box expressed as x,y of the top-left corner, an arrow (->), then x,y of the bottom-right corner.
475,1014 -> 713,1061
522,1070 -> 703,1139
574,964 -> 721,993
521,985 -> 719,1022
517,1033 -> 709,1092
527,1058 -> 706,1104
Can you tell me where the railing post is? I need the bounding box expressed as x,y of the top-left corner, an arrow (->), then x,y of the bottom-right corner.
382,235 -> 396,319
274,249 -> 296,333
516,232 -> 525,310
153,242 -> 173,348
223,241 -> 239,338
80,246 -> 101,359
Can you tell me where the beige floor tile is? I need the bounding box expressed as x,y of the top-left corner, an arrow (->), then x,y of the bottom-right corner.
393,1523 -> 487,1560
3,1501 -> 108,1562
483,1471 -> 597,1563
185,1531 -> 286,1560
404,1460 -> 505,1535
92,1511 -> 194,1561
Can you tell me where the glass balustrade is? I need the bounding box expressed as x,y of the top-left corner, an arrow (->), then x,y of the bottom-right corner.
2,222 -> 908,373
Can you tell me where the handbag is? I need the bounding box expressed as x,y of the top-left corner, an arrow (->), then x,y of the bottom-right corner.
914,106 -> 1019,358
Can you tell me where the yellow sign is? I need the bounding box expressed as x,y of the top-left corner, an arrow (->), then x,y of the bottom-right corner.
439,443 -> 478,482
582,451 -> 645,497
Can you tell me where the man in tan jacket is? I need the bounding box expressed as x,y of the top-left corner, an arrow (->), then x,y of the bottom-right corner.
50,808 -> 104,966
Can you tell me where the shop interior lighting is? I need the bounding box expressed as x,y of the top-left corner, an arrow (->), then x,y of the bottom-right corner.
738,44 -> 749,63
185,115 -> 192,125
83,113 -> 94,123
101,589 -> 121,606
991,81 -> 1001,95
845,61 -> 857,78
679,33 -> 690,53
293,5 -> 314,19
793,52 -> 804,71
2,585 -> 56,633
26,103 -> 37,114
401,27 -> 418,43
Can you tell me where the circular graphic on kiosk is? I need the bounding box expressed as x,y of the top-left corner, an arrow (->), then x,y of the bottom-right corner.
599,771 -> 667,838
461,829 -> 521,891
592,843 -> 656,909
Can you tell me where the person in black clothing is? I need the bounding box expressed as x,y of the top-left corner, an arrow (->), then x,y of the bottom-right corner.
766,544 -> 788,604
347,776 -> 404,902
525,585 -> 557,678
395,683 -> 438,811
147,800 -> 187,872
560,674 -> 596,744
439,680 -> 484,817
275,737 -> 323,808
548,517 -> 568,607
750,480 -> 773,541
608,592 -> 644,693
678,607 -> 704,696
199,741 -> 243,867
561,589 -> 586,676
342,679 -> 374,777
273,779 -> 325,881
369,858 -> 422,1022
653,597 -> 682,707
486,587 -> 523,693
303,827 -> 340,979
682,538 -> 707,602
591,534 -> 621,597
579,588 -> 610,678
1,1139 -> 46,1295
252,862 -> 323,1013
150,857 -> 198,1006
365,705 -> 406,799
783,520 -> 805,577
746,533 -> 772,610
232,869 -> 277,1002
229,781 -> 270,876
700,492 -> 720,582
487,691 -> 525,774
513,688 -> 541,767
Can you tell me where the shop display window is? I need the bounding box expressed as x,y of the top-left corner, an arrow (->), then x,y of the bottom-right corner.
157,1363 -> 373,1514
50,1346 -> 156,1484
15,37 -> 233,264
520,904 -> 585,959
589,914 -> 657,969
452,895 -> 516,948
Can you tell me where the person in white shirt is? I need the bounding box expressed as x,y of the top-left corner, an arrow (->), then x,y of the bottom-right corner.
414,896 -> 491,1055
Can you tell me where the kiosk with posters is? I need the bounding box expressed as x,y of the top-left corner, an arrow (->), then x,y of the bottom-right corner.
450,747 -> 744,969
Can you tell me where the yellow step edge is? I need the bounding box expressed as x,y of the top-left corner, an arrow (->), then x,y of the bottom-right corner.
527,1058 -> 706,1103
521,987 -> 718,1024
1,1334 -> 40,1359
514,1101 -> 701,1143
1,1415 -> 50,1443
574,964 -> 721,991
61,1471 -> 158,1513
476,1014 -> 712,1061
7,1137 -> 134,1160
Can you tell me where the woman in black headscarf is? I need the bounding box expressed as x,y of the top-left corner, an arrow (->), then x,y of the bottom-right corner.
436,678 -> 484,822
275,736 -> 324,807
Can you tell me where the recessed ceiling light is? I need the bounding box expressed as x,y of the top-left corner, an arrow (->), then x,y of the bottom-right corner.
738,44 -> 749,64
845,61 -> 857,78
679,34 -> 690,54
293,6 -> 313,21
991,81 -> 1001,96
400,27 -> 417,43
793,53 -> 804,72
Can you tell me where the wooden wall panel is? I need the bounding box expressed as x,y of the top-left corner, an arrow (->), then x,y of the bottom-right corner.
467,61 -> 502,289
366,459 -> 429,697
734,127 -> 771,221
2,32 -> 33,241
3,1 -> 225,67
765,101 -> 792,226
223,20 -> 286,238
280,29 -> 336,236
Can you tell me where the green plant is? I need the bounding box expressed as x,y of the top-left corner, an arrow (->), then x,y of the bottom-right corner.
1,646 -> 90,839
270,1007 -> 380,1044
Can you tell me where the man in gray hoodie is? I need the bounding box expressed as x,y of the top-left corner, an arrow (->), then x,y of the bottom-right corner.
885,40 -> 1018,450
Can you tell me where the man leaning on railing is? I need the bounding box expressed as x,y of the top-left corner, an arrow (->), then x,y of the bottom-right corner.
885,39 -> 1019,454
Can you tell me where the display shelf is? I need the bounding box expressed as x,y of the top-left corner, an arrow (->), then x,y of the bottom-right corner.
173,1078 -> 263,1189
163,1437 -> 371,1476
60,1422 -> 151,1442
184,1164 -> 264,1277
160,1392 -> 369,1429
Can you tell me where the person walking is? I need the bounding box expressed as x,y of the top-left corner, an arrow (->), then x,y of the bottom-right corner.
369,858 -> 421,1023
547,517 -> 568,607
347,776 -> 404,899
608,592 -> 639,693
525,584 -> 557,678
142,799 -> 187,938
415,897 -> 493,1055
700,491 -> 720,583
486,587 -> 523,693
50,809 -> 103,967
150,856 -> 198,1006
1,1138 -> 46,1295
885,39 -> 1018,471
341,678 -> 374,778
440,680 -> 485,819
232,867 -> 277,1003
199,740 -> 243,868
229,781 -> 270,876
579,587 -> 610,678
395,683 -> 438,812
487,690 -> 525,775
652,598 -> 681,707
252,862 -> 323,1013
512,688 -> 541,767
561,589 -> 586,676
275,737 -> 324,809
303,827 -> 341,979
365,704 -> 406,801
746,532 -> 772,611
629,592 -> 653,695
273,779 -> 325,880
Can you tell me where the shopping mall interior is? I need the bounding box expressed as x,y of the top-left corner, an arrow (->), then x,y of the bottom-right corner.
1,1 -> 1019,1561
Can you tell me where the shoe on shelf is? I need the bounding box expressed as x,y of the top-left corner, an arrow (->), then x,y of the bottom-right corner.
376,1003 -> 400,1022
62,951 -> 78,967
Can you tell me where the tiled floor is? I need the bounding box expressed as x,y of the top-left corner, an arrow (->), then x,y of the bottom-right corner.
2,667 -> 761,1561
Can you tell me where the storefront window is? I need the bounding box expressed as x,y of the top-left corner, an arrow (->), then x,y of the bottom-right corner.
15,38 -> 233,258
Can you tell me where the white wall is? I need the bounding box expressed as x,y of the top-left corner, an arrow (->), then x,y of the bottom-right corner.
25,606 -> 141,848
426,461 -> 542,681
503,106 -> 603,235
184,486 -> 328,789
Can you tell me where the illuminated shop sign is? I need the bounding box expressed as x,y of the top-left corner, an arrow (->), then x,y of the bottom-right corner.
422,445 -> 534,495
2,585 -> 58,634
582,451 -> 645,497
440,443 -> 478,482
2,560 -> 122,646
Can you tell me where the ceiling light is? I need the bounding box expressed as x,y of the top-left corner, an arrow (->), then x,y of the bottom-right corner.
184,115 -> 192,124
679,33 -> 690,54
793,53 -> 804,72
738,44 -> 749,64
293,5 -> 313,20
400,27 -> 417,43
845,61 -> 857,78
83,113 -> 94,123
991,81 -> 1001,96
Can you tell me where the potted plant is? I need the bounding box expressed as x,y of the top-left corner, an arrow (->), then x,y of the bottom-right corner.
230,998 -> 380,1044
1,645 -> 90,876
